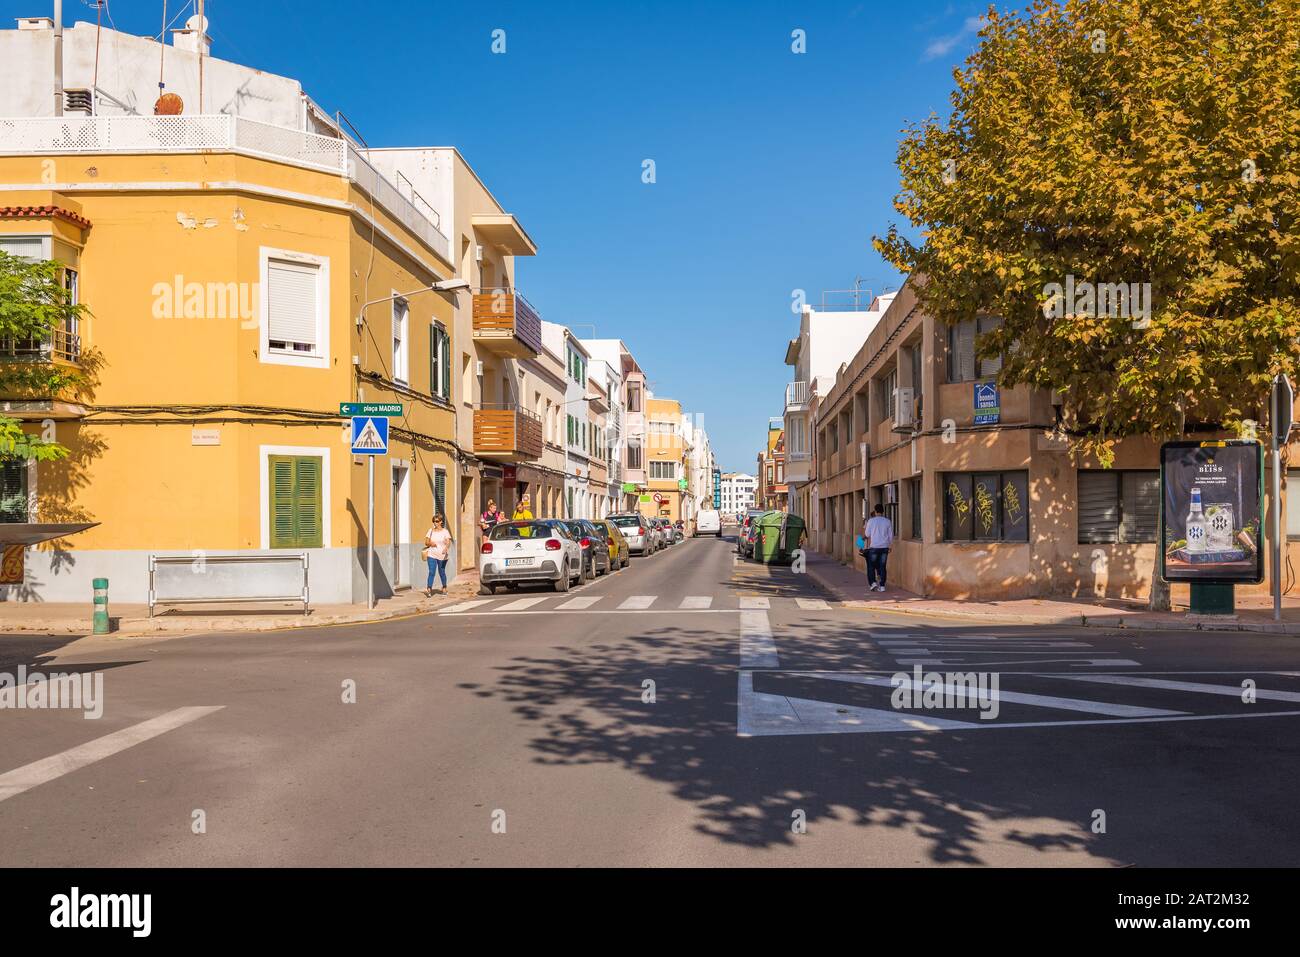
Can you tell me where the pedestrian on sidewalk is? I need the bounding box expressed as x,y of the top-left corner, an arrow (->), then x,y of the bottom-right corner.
512,493 -> 534,521
864,504 -> 893,593
423,514 -> 453,596
480,499 -> 505,538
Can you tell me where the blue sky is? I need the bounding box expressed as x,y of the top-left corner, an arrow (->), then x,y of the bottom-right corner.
9,0 -> 988,471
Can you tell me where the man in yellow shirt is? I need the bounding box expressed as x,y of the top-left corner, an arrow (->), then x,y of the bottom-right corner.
512,493 -> 534,521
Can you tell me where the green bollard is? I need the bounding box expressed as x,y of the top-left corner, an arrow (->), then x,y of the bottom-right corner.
92,577 -> 110,634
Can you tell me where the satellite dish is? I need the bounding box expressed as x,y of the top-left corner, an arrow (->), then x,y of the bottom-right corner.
154,92 -> 184,115
185,14 -> 209,33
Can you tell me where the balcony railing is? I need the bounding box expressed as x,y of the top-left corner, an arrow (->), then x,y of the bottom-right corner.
473,403 -> 544,461
785,380 -> 809,410
0,114 -> 451,262
471,288 -> 543,357
0,328 -> 81,364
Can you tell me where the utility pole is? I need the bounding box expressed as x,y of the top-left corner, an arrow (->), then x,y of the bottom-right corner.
1272,374 -> 1293,622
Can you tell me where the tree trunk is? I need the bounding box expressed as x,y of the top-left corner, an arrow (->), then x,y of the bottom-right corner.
1148,567 -> 1172,611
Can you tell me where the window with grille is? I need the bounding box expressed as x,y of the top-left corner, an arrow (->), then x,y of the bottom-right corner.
1077,470 -> 1159,543
650,461 -> 677,480
0,461 -> 29,523
268,455 -> 323,548
943,471 -> 1029,542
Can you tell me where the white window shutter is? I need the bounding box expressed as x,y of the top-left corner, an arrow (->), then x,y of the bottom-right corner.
958,320 -> 976,382
267,260 -> 318,350
0,237 -> 43,260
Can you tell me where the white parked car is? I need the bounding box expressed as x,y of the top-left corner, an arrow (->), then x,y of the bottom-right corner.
479,519 -> 585,594
694,507 -> 721,537
607,512 -> 658,555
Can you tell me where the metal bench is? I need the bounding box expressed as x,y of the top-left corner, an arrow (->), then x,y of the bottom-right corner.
148,553 -> 310,618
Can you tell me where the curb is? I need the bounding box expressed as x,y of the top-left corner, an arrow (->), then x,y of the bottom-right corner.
805,556 -> 1300,635
2,589 -> 478,639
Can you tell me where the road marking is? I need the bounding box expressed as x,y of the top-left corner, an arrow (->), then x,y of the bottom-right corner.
740,610 -> 779,668
739,597 -> 770,609
737,672 -> 970,736
680,596 -> 713,609
795,598 -> 830,610
619,595 -> 657,610
897,657 -> 1139,668
1053,674 -> 1300,703
787,672 -> 1185,718
0,706 -> 224,803
440,599 -> 494,614
495,596 -> 550,611
878,640 -> 1092,648
555,596 -> 602,610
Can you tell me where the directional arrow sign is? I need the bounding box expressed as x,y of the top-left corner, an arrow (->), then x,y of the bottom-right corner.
340,402 -> 403,417
351,416 -> 389,455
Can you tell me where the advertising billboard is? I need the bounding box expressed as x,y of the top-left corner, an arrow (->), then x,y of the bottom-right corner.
1160,440 -> 1263,584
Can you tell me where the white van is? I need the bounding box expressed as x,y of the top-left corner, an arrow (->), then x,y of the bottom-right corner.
694,507 -> 721,537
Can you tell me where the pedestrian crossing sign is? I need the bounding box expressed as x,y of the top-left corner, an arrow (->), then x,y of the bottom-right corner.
350,416 -> 389,455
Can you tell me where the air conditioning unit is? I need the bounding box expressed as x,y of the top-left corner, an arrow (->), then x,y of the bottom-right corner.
892,387 -> 915,432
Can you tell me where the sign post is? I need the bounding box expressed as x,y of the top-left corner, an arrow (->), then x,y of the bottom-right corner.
351,414 -> 391,609
1272,375 -> 1293,621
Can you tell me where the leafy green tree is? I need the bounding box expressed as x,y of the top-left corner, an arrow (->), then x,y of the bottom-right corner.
875,0 -> 1300,607
0,249 -> 93,464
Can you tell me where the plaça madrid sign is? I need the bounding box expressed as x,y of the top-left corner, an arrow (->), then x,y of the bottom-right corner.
1160,440 -> 1263,585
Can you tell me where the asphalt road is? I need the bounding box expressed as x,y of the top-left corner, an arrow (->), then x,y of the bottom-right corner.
2,528 -> 1299,867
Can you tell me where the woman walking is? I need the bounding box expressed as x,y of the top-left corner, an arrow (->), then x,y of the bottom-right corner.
423,513 -> 453,597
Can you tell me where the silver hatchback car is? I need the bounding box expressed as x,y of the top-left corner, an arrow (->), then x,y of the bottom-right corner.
606,512 -> 660,555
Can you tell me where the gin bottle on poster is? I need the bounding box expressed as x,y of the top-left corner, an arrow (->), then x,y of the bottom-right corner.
1185,486 -> 1208,553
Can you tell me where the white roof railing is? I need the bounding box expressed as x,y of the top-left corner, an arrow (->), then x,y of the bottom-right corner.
0,113 -> 451,262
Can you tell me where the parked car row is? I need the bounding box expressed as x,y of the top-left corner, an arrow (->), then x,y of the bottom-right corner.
478,513 -> 689,594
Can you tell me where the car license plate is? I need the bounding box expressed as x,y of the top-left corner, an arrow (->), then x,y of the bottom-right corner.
505,558 -> 534,566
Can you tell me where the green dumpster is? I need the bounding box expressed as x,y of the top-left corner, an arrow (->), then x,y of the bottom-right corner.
755,511 -> 806,564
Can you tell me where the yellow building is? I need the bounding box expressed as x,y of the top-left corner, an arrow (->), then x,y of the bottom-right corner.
641,397 -> 688,521
0,27 -> 468,603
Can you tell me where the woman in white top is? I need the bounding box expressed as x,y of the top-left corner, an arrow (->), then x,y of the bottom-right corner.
423,514 -> 454,596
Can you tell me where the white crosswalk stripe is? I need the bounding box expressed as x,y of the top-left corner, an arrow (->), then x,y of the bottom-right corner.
1053,674 -> 1300,703
680,596 -> 713,609
795,598 -> 830,610
739,597 -> 770,609
495,596 -> 550,611
619,595 -> 657,610
440,600 -> 493,614
555,596 -> 602,610
790,672 -> 1186,718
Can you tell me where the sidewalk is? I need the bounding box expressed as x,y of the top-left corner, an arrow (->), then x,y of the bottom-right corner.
0,569 -> 481,638
801,549 -> 1300,635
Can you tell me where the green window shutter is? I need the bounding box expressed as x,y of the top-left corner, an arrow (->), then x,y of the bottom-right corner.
440,330 -> 451,401
269,456 -> 296,548
269,455 -> 322,548
0,460 -> 28,523
429,324 -> 438,396
294,456 -> 323,548
434,468 -> 446,518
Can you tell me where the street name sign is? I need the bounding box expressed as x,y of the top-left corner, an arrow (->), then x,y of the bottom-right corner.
340,402 -> 403,417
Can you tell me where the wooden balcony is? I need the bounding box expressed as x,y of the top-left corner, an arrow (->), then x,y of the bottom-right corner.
473,404 -> 544,462
472,288 -> 543,358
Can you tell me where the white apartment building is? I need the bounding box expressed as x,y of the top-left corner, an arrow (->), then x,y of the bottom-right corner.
721,473 -> 757,516
783,290 -> 896,521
